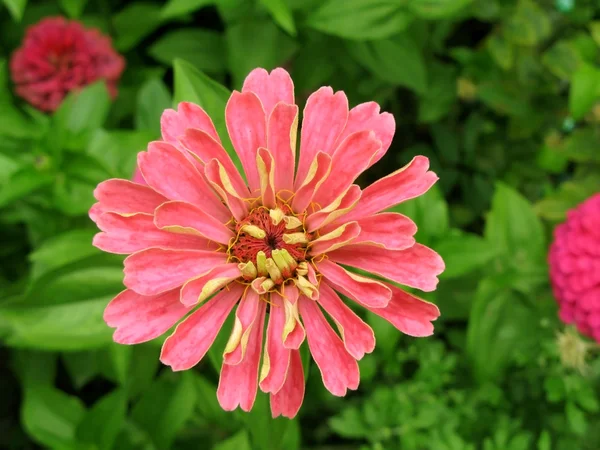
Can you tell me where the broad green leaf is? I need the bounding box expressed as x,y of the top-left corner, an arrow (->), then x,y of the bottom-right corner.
542,40 -> 581,80
535,176 -> 600,221
22,386 -> 86,449
58,0 -> 88,17
214,430 -> 252,450
366,311 -> 400,357
12,350 -> 57,388
569,63 -> 600,120
487,34 -> 513,70
347,36 -> 427,94
52,176 -> 96,216
590,21 -> 600,47
566,401 -> 587,435
114,2 -> 163,51
418,63 -> 457,122
436,231 -> 497,279
148,29 -> 226,73
485,183 -> 545,260
192,374 -> 235,427
0,298 -> 113,350
537,430 -> 551,450
62,351 -> 100,389
226,19 -> 298,88
121,344 -> 160,398
239,393 -> 295,450
135,78 -> 172,134
2,0 -> 27,21
0,167 -> 54,208
306,0 -> 413,40
408,0 -> 473,19
77,390 -> 127,450
504,0 -> 551,46
208,311 -> 235,373
0,103 -> 34,138
260,0 -> 296,35
560,128 -> 600,163
108,343 -> 132,385
477,82 -> 532,117
160,0 -> 213,19
132,372 -> 197,449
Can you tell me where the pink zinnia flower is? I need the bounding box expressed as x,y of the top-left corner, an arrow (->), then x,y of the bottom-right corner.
10,16 -> 125,112
90,68 -> 444,418
549,193 -> 600,342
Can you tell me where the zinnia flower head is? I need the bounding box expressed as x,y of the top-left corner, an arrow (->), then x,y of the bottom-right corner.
10,16 -> 125,112
549,193 -> 600,343
91,68 -> 444,418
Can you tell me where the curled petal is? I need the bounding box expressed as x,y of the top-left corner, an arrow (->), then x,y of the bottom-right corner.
225,91 -> 266,192
242,67 -> 295,116
306,185 -> 361,232
328,244 -> 445,292
318,283 -> 375,360
309,222 -> 361,255
124,248 -> 227,296
160,284 -> 244,371
180,264 -> 242,306
224,289 -> 261,365
205,159 -> 250,221
282,284 -> 305,349
317,259 -> 391,308
295,87 -> 348,187
94,212 -> 208,254
259,292 -> 291,394
256,148 -> 276,208
91,179 -> 167,221
105,289 -> 191,345
299,297 -> 359,396
154,201 -> 234,245
161,102 -> 221,146
270,349 -> 304,419
365,283 -> 440,337
291,152 -> 332,214
267,103 -> 298,195
350,213 -> 417,250
217,300 -> 267,412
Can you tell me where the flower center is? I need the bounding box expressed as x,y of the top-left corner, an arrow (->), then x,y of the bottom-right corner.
228,204 -> 314,294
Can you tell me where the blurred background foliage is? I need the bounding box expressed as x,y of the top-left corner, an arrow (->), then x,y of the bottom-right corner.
1,0 -> 600,449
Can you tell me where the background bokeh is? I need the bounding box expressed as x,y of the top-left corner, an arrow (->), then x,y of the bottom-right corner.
1,0 -> 600,449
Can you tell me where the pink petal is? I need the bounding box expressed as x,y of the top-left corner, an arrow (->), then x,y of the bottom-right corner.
91,179 -> 167,220
313,130 -> 381,208
317,259 -> 392,308
138,142 -> 230,222
132,167 -> 147,185
299,297 -> 359,396
259,292 -> 291,394
217,299 -> 267,412
340,156 -> 438,223
124,248 -> 227,296
154,201 -> 234,245
295,87 -> 349,187
242,67 -> 295,116
365,283 -> 440,337
205,159 -> 250,222
328,243 -> 445,292
180,264 -> 242,306
160,283 -> 244,370
105,289 -> 191,345
318,283 -> 375,360
179,129 -> 248,196
256,148 -> 276,208
225,91 -> 266,192
309,222 -> 361,255
306,185 -> 361,232
224,290 -> 262,365
267,103 -> 298,195
333,102 -> 395,167
161,102 -> 221,146
350,212 -> 417,250
282,284 -> 305,349
291,152 -> 332,214
270,349 -> 304,419
93,212 -> 209,254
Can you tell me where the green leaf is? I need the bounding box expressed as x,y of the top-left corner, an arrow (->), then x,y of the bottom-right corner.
560,128 -> 600,163
239,393 -> 295,450
418,63 -> 457,122
260,0 -> 296,35
226,19 -> 298,88
566,401 -> 587,435
542,40 -> 581,80
537,430 -> 551,450
53,176 -> 96,216
408,0 -> 473,19
347,36 -> 427,94
77,390 -> 126,450
148,29 -> 226,73
0,103 -> 34,138
58,0 -> 88,17
306,0 -> 412,40
108,343 -> 132,385
22,386 -> 86,449
135,78 -> 172,134
569,63 -> 600,120
160,0 -> 213,19
477,82 -> 532,117
2,0 -> 27,21
12,350 -> 57,388
114,2 -> 163,51
208,311 -> 235,373
535,176 -> 600,221
132,372 -> 197,449
436,231 -> 497,279
192,374 -> 234,426
214,430 -> 252,450
590,21 -> 600,47
366,311 -> 400,357
487,34 -> 514,70
62,351 -> 100,389
0,167 -> 54,208
0,298 -> 113,350
504,0 -> 551,46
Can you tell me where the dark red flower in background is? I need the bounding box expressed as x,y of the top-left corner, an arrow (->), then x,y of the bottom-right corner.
549,193 -> 600,343
10,17 -> 125,112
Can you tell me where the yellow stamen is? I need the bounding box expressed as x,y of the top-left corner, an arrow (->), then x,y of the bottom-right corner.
241,224 -> 266,239
296,261 -> 308,276
283,232 -> 308,245
269,208 -> 285,225
238,261 -> 257,281
283,216 -> 303,230
256,251 -> 268,277
271,249 -> 292,278
265,258 -> 284,284
295,275 -> 318,299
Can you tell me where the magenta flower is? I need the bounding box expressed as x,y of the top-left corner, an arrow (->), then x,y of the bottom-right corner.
91,68 -> 444,418
549,193 -> 600,343
10,17 -> 125,112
